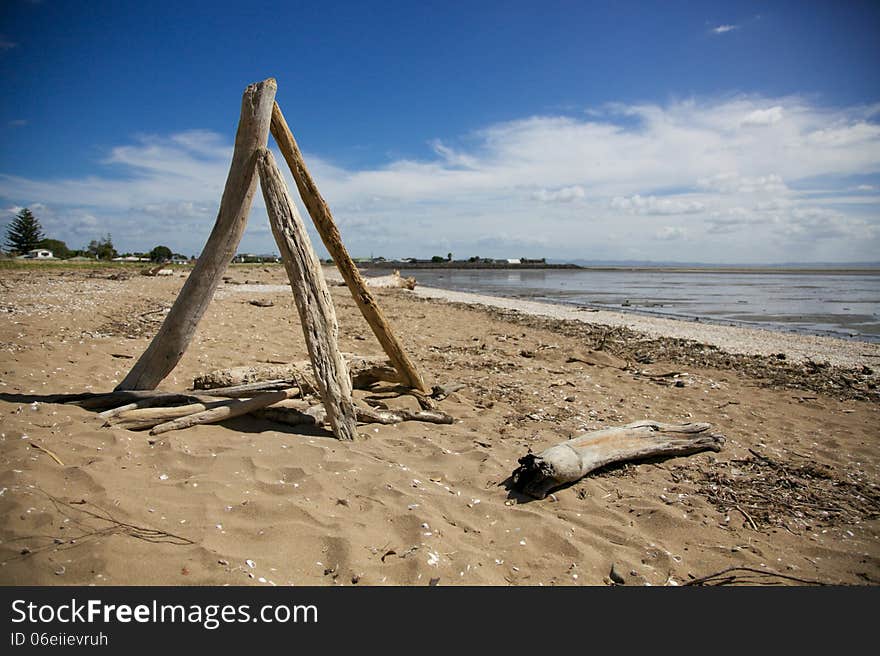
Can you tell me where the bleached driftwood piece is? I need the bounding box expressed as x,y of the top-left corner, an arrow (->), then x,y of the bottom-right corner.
149,388 -> 299,436
257,148 -> 358,441
192,363 -> 309,390
116,78 -> 277,391
510,420 -> 725,499
253,403 -> 453,427
354,405 -> 454,425
192,379 -> 301,398
364,271 -> 416,290
106,400 -> 230,431
73,391 -> 199,411
270,102 -> 428,393
98,394 -> 191,419
192,355 -> 398,396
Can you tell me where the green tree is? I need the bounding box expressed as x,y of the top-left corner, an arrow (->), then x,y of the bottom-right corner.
5,208 -> 45,254
447,252 -> 453,262
149,245 -> 173,262
431,255 -> 445,263
87,234 -> 117,260
37,238 -> 72,259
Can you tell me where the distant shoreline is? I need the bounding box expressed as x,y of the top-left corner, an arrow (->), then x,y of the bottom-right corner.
409,284 -> 880,367
361,262 -> 880,275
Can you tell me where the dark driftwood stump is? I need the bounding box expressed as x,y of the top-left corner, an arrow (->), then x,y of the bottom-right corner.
511,420 -> 725,499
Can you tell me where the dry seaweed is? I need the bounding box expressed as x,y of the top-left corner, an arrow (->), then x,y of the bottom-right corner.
670,452 -> 880,532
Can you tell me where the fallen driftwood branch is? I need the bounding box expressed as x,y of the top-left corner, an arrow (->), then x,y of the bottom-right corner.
73,391 -> 200,411
97,394 -> 195,420
252,403 -> 453,427
102,393 -> 453,433
105,399 -> 231,431
192,363 -> 310,391
149,388 -> 300,436
363,271 -> 416,290
355,405 -> 453,425
192,356 -> 399,396
193,378 -> 303,398
510,420 -> 725,499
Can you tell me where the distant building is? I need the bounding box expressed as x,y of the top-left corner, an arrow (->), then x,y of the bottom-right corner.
19,249 -> 54,259
233,253 -> 280,263
506,258 -> 521,265
112,256 -> 150,262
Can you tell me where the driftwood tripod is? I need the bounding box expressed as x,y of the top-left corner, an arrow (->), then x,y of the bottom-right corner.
113,78 -> 428,441
60,77 -> 724,491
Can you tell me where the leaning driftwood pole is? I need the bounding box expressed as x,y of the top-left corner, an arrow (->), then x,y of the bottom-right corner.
511,421 -> 725,499
270,102 -> 428,393
256,148 -> 358,441
116,78 -> 278,391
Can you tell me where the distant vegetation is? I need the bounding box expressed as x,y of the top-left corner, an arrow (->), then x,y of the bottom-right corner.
1,207 -> 193,264
4,208 -> 44,253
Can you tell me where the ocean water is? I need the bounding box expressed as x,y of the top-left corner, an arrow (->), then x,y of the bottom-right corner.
398,268 -> 880,343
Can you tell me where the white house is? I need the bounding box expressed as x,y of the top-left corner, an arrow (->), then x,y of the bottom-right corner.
19,249 -> 54,259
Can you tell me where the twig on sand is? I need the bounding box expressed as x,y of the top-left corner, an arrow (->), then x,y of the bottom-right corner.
733,504 -> 758,531
42,490 -> 194,546
30,442 -> 65,466
683,566 -> 828,586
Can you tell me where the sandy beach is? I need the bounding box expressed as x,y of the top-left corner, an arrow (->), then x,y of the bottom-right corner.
1,265 -> 878,586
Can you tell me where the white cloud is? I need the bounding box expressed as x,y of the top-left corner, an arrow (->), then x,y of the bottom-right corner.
532,185 -> 585,202
612,194 -> 705,215
741,106 -> 783,127
711,25 -> 737,34
656,226 -> 686,240
698,173 -> 789,194
1,94 -> 879,262
806,122 -> 880,147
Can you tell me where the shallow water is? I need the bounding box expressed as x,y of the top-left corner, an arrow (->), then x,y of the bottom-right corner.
399,268 -> 880,343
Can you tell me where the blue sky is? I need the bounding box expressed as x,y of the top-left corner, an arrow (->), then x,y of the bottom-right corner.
1,0 -> 879,263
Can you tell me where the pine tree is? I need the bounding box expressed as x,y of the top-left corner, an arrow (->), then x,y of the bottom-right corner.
5,208 -> 45,254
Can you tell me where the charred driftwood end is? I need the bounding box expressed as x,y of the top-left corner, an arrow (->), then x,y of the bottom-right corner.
510,421 -> 725,499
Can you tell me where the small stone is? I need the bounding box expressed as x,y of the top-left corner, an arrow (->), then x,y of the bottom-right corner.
609,563 -> 626,585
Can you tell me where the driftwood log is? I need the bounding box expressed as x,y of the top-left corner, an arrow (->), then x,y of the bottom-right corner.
511,421 -> 725,499
270,102 -> 428,393
149,388 -> 300,436
257,148 -> 357,441
103,397 -> 452,433
192,355 -> 399,396
254,403 -> 453,427
106,399 -> 229,431
74,391 -> 200,411
117,79 -> 277,391
363,271 -> 416,290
